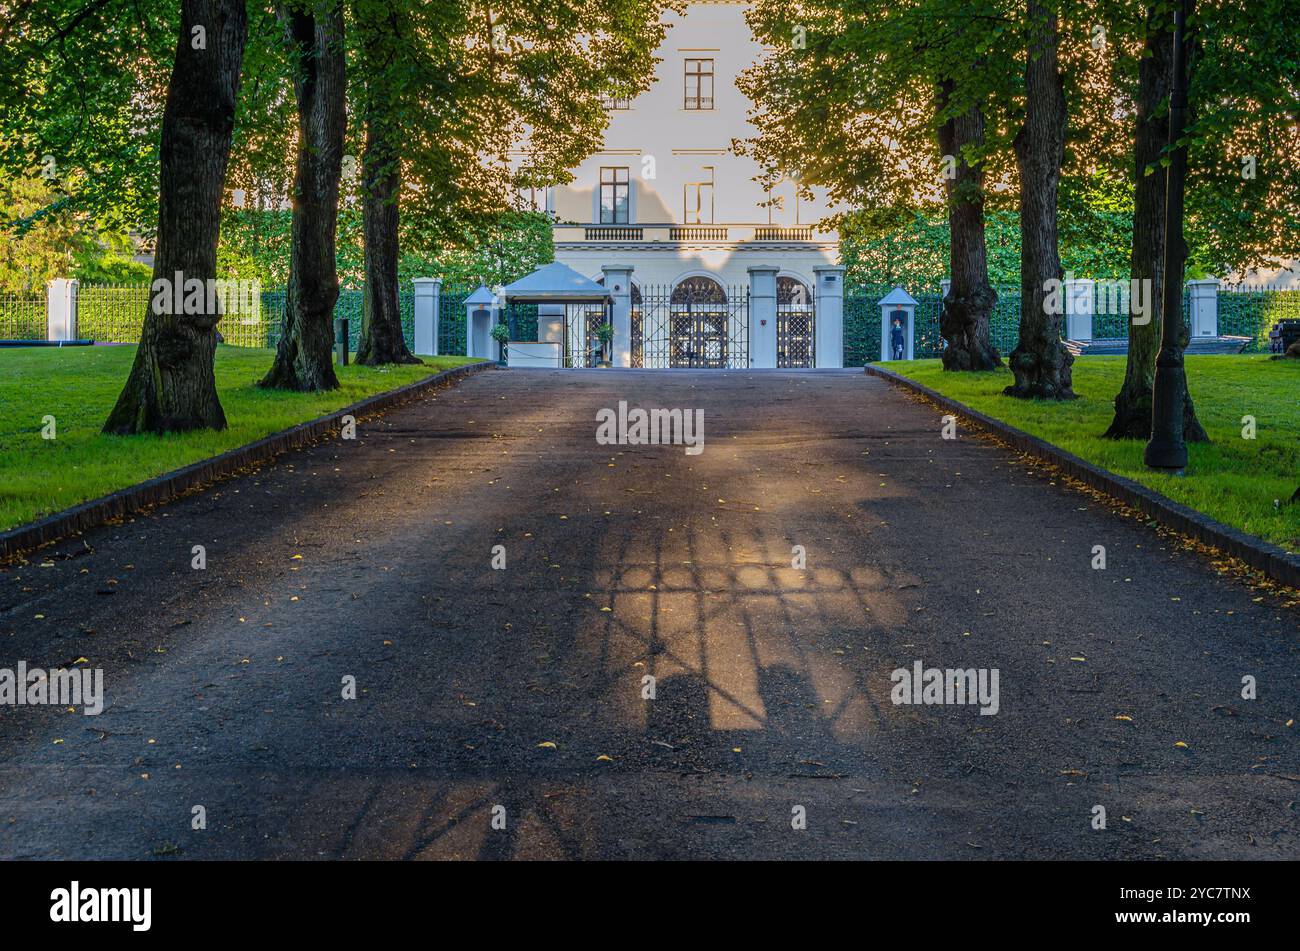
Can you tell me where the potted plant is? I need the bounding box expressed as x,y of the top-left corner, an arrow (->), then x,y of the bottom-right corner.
489,322 -> 510,366
595,322 -> 614,367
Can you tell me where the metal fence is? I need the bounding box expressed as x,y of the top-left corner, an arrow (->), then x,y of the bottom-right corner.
845,280 -> 1216,364
1219,284 -> 1300,352
844,284 -> 1023,365
0,292 -> 45,340
7,284 -> 420,351
78,284 -> 154,343
438,284 -> 471,355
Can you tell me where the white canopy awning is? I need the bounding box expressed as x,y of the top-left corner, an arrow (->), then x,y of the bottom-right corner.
501,262 -> 611,303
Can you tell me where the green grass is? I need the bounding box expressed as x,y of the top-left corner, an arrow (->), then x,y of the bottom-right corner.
883,355 -> 1300,551
0,345 -> 481,532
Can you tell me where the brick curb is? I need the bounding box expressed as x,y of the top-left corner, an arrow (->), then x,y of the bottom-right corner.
0,360 -> 493,562
864,363 -> 1300,589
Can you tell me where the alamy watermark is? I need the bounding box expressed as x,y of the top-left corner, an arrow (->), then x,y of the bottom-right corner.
150,271 -> 260,316
50,882 -> 150,931
1043,272 -> 1153,326
0,662 -> 103,715
890,660 -> 999,715
596,400 -> 704,455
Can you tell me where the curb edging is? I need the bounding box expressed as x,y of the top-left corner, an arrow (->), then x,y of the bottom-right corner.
864,363 -> 1300,590
0,360 -> 492,562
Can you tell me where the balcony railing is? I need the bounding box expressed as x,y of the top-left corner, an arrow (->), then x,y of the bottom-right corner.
669,226 -> 729,241
754,226 -> 814,241
584,226 -> 643,241
556,224 -> 830,244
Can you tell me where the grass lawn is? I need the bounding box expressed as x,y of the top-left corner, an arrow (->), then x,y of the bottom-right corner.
882,355 -> 1300,552
0,345 -> 482,532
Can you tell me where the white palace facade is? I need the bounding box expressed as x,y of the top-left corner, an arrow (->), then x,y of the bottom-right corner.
519,0 -> 846,369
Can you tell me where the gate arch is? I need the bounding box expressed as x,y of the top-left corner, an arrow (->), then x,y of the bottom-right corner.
777,276 -> 815,368
670,276 -> 728,368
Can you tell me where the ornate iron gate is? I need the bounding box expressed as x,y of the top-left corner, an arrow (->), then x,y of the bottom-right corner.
565,301 -> 610,367
777,276 -> 815,368
632,278 -> 748,368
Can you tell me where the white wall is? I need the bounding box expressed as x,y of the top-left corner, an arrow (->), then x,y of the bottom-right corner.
551,1 -> 837,230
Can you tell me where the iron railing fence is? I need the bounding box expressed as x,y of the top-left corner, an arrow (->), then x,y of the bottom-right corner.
1219,284 -> 1300,352
845,280 -> 1210,364
0,292 -> 46,340
43,284 -> 420,352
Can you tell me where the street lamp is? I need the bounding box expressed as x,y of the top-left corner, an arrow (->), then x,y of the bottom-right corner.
1145,0 -> 1192,471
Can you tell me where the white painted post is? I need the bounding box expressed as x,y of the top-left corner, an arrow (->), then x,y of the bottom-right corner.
940,279 -> 951,300
1064,277 -> 1095,340
812,265 -> 845,368
748,265 -> 778,368
879,287 -> 918,361
46,278 -> 79,341
602,264 -> 634,367
412,278 -> 440,356
1188,278 -> 1219,337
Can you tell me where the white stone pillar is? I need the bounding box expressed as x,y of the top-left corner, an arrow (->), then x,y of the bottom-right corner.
748,265 -> 778,368
813,265 -> 845,368
879,287 -> 918,361
47,278 -> 78,341
1188,278 -> 1219,337
602,264 -> 634,367
412,278 -> 440,356
940,279 -> 951,300
1064,277 -> 1095,340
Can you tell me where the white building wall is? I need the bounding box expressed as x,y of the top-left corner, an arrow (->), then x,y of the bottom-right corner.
551,0 -> 840,295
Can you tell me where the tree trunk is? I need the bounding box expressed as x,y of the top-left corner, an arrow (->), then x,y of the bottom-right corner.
1104,7 -> 1207,441
1005,3 -> 1074,400
103,0 -> 248,434
354,10 -> 419,368
937,84 -> 1001,371
260,0 -> 346,391
356,119 -> 418,365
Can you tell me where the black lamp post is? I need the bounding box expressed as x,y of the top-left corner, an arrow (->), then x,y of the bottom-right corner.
1145,0 -> 1193,471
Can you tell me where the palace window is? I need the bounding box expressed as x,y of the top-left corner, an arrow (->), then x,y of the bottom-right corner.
599,167 -> 630,223
684,59 -> 714,110
518,185 -> 547,213
683,167 -> 715,224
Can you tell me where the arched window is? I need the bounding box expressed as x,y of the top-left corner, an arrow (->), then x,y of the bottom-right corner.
671,276 -> 726,306
777,277 -> 811,307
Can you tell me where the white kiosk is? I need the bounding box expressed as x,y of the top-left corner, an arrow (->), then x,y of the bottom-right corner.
499,262 -> 613,369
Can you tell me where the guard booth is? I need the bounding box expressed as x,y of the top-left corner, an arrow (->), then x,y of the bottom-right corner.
499,262 -> 613,368
879,286 -> 917,361
464,285 -> 498,361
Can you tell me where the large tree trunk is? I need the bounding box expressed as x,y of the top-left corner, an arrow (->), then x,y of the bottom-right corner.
1104,7 -> 1207,440
1005,3 -> 1074,400
354,8 -> 419,367
103,0 -> 248,434
356,119 -> 417,365
260,0 -> 347,391
937,85 -> 1001,371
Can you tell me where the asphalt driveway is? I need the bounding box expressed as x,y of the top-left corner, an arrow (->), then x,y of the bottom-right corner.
0,368 -> 1296,859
